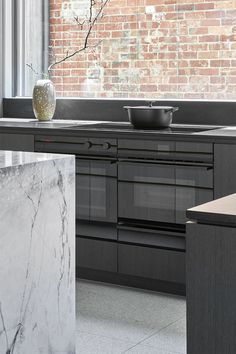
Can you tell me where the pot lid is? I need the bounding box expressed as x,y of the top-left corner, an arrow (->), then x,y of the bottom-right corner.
123,106 -> 174,110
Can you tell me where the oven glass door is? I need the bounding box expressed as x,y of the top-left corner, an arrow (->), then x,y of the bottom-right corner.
118,161 -> 176,224
175,165 -> 213,223
118,161 -> 213,225
176,187 -> 213,224
76,159 -> 117,223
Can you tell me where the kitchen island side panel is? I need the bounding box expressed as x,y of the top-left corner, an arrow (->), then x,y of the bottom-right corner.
0,154 -> 75,354
186,222 -> 236,354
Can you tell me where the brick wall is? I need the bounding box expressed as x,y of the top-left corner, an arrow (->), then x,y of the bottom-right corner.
50,0 -> 236,99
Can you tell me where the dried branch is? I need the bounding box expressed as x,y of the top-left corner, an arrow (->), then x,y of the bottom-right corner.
47,0 -> 109,74
26,63 -> 48,79
26,63 -> 40,76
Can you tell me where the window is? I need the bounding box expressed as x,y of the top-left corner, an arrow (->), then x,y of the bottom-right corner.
6,0 -> 236,100
0,0 -> 3,117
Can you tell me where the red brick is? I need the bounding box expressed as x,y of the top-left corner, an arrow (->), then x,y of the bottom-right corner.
49,0 -> 236,99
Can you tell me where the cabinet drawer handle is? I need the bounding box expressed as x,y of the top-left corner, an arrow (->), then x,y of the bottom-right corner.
84,141 -> 92,149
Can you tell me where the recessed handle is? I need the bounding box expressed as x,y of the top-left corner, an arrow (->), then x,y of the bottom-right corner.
84,141 -> 92,149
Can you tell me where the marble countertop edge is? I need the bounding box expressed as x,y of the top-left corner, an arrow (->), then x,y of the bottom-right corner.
0,150 -> 74,169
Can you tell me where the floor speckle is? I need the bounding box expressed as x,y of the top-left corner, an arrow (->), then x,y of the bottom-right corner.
76,280 -> 186,354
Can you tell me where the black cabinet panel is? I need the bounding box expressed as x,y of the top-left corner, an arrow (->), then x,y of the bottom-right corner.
214,144 -> 236,198
118,227 -> 185,250
35,137 -> 117,156
118,139 -> 175,159
186,223 -> 236,354
118,139 -> 175,152
176,141 -> 213,153
76,237 -> 117,272
118,244 -> 185,284
0,133 -> 34,151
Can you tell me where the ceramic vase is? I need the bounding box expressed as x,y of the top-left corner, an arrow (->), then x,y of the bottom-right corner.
32,79 -> 56,121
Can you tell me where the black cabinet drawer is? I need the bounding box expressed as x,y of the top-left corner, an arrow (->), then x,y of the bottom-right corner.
35,137 -> 117,156
118,139 -> 175,159
35,141 -> 86,154
76,237 -> 117,272
176,141 -> 213,153
118,139 -> 175,152
0,133 -> 34,151
118,244 -> 185,284
76,220 -> 117,241
118,227 -> 185,250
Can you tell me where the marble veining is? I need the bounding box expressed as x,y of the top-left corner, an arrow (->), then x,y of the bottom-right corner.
0,152 -> 75,354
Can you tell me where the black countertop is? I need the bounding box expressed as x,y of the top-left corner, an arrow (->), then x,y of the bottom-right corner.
187,193 -> 236,226
1,117 -> 236,143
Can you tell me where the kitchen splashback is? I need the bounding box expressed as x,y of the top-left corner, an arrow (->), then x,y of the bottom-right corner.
3,98 -> 236,126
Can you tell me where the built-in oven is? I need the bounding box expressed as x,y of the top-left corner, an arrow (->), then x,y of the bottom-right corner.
35,135 -> 118,242
118,160 -> 213,226
117,139 -> 214,232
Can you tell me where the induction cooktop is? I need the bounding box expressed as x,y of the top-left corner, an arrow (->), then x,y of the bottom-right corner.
65,122 -> 221,134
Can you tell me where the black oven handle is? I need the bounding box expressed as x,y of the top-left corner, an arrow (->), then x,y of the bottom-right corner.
76,155 -> 117,162
117,221 -> 185,237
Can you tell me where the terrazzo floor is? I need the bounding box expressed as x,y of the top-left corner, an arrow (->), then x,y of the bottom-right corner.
76,280 -> 186,354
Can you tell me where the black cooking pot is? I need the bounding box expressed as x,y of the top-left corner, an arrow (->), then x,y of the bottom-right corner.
124,102 -> 179,129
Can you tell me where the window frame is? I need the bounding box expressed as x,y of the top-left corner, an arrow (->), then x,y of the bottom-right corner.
2,1 -> 236,102
0,0 -> 3,117
2,0 -> 49,98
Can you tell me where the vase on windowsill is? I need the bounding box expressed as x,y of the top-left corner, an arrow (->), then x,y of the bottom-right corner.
32,79 -> 56,121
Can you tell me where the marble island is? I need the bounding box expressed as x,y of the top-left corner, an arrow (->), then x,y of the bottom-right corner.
0,151 -> 75,354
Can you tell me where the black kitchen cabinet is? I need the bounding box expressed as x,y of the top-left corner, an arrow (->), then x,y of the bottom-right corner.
0,133 -> 34,151
118,243 -> 185,284
76,237 -> 117,272
214,144 -> 236,198
33,132 -> 224,295
0,127 -> 229,295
